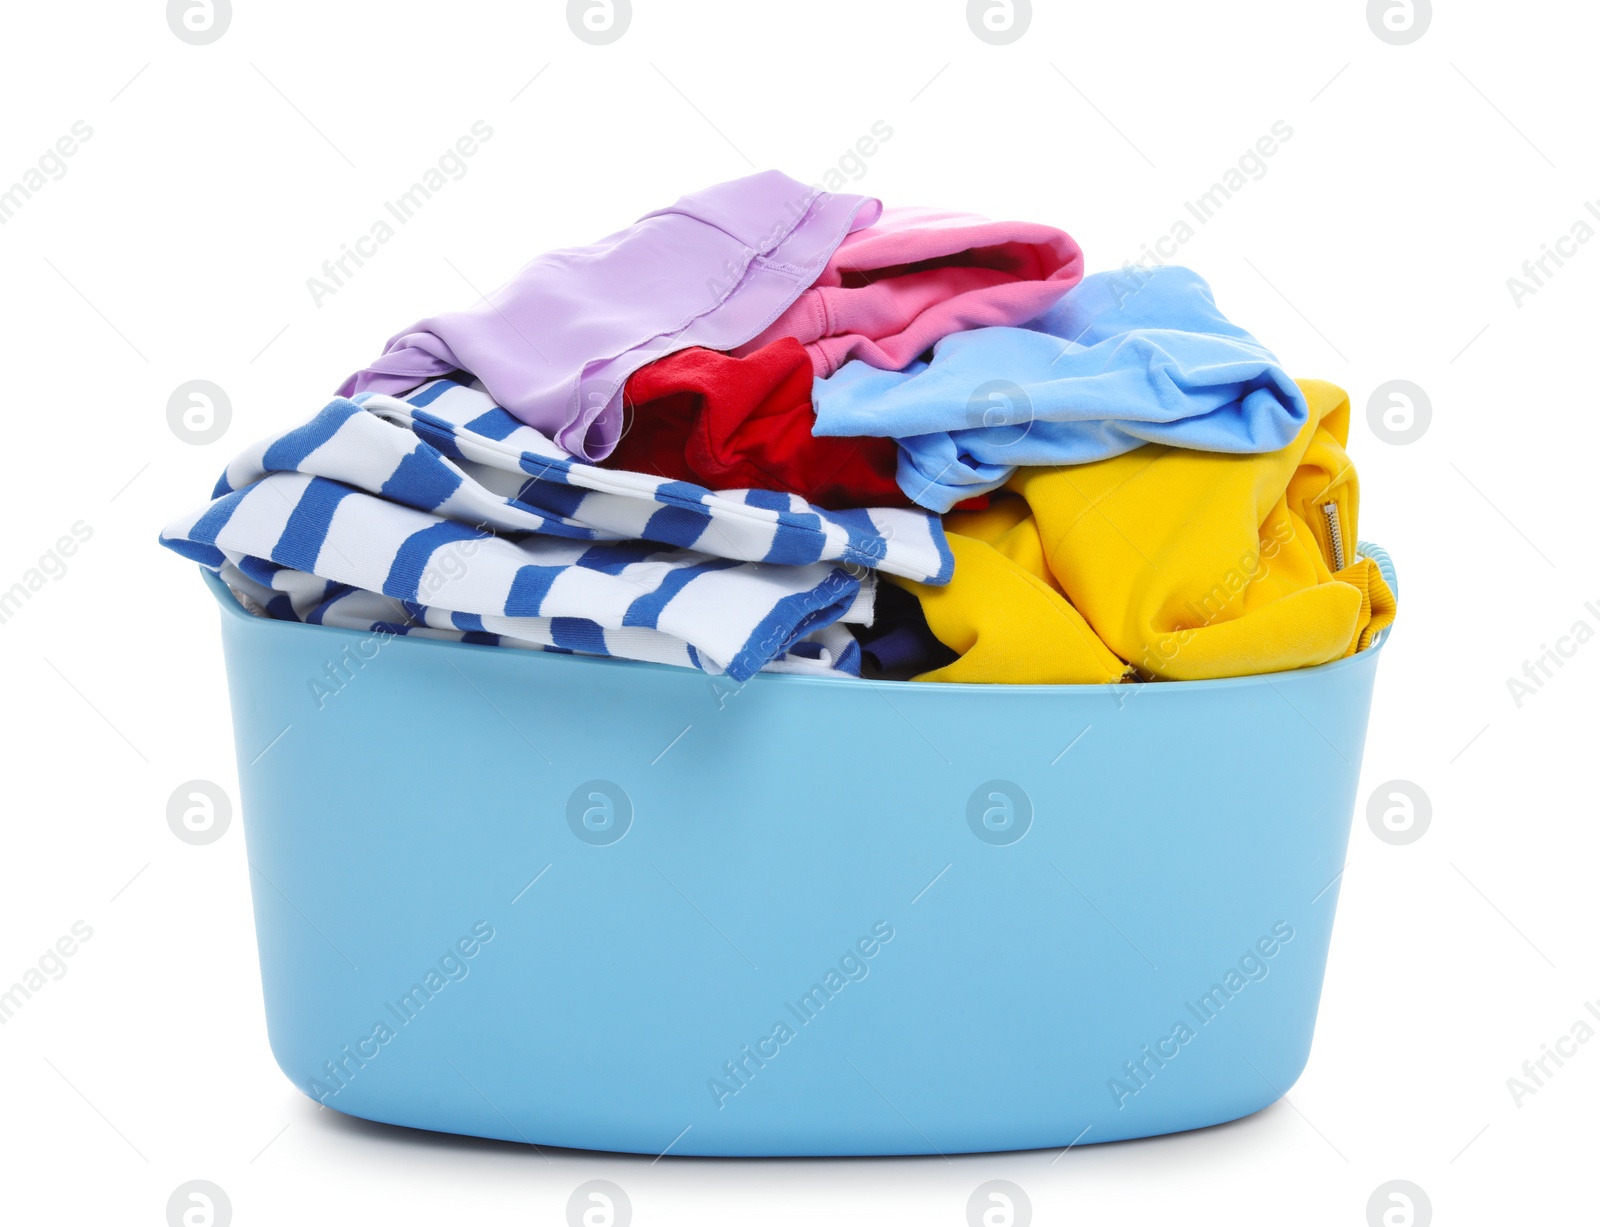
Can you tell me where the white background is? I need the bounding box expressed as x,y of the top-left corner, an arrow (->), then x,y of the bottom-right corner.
1,1 -> 1595,1223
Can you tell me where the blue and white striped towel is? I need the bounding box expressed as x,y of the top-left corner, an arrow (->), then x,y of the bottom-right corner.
161,378 -> 953,680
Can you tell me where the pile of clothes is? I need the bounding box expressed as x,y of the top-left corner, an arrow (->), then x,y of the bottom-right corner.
161,171 -> 1396,684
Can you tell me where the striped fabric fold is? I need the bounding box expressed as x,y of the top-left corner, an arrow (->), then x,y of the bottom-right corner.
163,378 -> 950,680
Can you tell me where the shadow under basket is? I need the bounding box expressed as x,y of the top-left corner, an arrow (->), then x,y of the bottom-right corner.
206,542 -> 1397,1157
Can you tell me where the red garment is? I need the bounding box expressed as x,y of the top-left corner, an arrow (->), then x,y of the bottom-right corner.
613,338 -> 911,510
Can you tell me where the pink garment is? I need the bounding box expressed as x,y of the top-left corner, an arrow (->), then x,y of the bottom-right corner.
736,207 -> 1085,378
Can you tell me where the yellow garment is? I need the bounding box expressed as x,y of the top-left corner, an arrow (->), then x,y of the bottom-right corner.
906,499 -> 1129,685
897,379 -> 1397,683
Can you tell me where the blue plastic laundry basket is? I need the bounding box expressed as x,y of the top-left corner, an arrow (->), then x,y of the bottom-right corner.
204,544 -> 1396,1157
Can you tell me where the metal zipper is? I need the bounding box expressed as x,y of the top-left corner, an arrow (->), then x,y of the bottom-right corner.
1320,503 -> 1345,572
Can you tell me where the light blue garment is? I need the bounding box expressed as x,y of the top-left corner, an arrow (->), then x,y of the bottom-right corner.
811,266 -> 1309,512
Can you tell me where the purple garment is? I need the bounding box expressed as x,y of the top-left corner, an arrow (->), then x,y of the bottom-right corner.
338,172 -> 882,461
